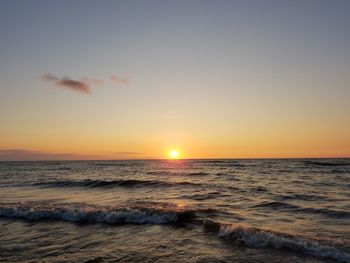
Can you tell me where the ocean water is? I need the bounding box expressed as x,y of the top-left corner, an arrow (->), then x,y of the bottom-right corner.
0,159 -> 349,263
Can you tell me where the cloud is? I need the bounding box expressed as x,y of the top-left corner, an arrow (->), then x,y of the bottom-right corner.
81,77 -> 104,86
111,152 -> 142,155
42,74 -> 90,94
42,74 -> 58,82
110,75 -> 129,85
0,149 -> 83,161
0,149 -> 143,161
41,73 -> 129,94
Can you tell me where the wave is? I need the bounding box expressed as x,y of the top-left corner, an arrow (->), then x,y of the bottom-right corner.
253,201 -> 300,209
304,160 -> 350,167
145,171 -> 210,176
253,201 -> 350,218
94,163 -> 131,166
146,171 -> 171,175
0,202 -> 197,224
202,160 -> 249,168
34,179 -> 199,189
179,191 -> 223,201
204,221 -> 350,263
274,193 -> 333,202
251,186 -> 267,192
1,201 -> 349,262
43,166 -> 72,171
186,172 -> 210,176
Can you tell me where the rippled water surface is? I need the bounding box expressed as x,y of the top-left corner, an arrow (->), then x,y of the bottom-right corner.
0,159 -> 349,262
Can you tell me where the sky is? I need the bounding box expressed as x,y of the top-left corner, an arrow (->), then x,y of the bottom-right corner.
1,0 -> 350,160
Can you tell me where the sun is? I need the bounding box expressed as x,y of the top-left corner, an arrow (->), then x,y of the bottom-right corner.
168,149 -> 179,159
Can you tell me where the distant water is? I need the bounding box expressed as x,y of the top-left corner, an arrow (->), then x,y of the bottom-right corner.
0,159 -> 349,262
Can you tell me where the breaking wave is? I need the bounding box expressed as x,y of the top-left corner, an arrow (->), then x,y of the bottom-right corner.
204,221 -> 350,263
1,200 -> 349,262
0,202 -> 196,224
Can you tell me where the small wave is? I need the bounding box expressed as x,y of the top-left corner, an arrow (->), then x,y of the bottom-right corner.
0,202 -> 196,224
204,221 -> 350,263
274,193 -> 332,202
202,160 -> 248,168
34,179 -> 199,189
1,242 -> 36,251
253,201 -> 350,218
251,186 -> 267,192
253,201 -> 300,209
277,169 -> 295,173
203,160 -> 229,164
146,171 -> 210,176
186,172 -> 210,176
180,192 -> 222,201
331,169 -> 349,173
44,166 -> 72,171
227,163 -> 247,168
304,160 -> 350,167
95,163 -> 128,167
146,171 -> 170,175
94,161 -> 140,167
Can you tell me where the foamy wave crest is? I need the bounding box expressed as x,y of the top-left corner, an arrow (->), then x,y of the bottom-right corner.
218,223 -> 350,263
0,202 -> 196,224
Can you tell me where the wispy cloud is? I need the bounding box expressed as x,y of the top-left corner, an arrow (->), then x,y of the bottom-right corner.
110,75 -> 129,85
41,74 -> 129,94
81,77 -> 104,87
0,149 -> 83,161
111,152 -> 142,155
0,149 -> 143,161
42,74 -> 90,94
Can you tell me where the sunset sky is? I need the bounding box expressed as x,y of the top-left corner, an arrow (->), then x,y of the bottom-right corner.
1,0 -> 350,160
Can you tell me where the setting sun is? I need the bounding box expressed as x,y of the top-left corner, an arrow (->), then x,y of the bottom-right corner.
169,149 -> 179,159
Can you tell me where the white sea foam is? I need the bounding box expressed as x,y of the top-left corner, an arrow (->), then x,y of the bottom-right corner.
0,202 -> 195,224
219,224 -> 350,263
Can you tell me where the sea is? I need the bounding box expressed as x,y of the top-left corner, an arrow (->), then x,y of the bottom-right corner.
0,159 -> 349,263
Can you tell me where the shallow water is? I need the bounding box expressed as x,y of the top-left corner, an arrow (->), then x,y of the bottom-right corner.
0,159 -> 349,262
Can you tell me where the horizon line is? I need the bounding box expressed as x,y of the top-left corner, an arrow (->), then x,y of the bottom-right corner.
1,156 -> 349,162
